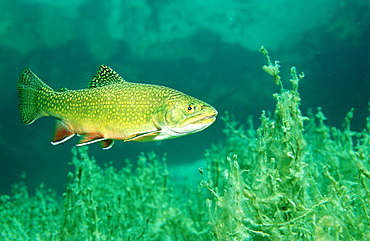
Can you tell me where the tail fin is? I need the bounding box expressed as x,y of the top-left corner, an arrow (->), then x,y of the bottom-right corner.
17,68 -> 53,125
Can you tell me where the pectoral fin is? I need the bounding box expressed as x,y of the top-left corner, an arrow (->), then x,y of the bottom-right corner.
125,131 -> 162,142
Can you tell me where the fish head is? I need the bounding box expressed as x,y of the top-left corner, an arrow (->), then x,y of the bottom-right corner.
154,95 -> 217,139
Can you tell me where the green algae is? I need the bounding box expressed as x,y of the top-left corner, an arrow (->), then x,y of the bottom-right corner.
2,48 -> 370,240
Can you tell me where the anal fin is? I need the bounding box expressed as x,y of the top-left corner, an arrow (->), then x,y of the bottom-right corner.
51,120 -> 75,145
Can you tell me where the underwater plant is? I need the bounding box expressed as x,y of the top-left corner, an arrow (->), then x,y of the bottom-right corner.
202,47 -> 370,240
0,146 -> 211,240
1,47 -> 370,240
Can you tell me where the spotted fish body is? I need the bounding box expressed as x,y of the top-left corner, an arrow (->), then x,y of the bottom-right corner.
17,65 -> 217,149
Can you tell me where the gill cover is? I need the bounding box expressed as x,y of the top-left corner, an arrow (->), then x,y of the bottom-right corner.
154,97 -> 216,136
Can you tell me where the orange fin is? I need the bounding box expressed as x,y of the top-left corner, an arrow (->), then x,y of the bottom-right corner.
101,139 -> 115,150
51,120 -> 75,145
76,133 -> 106,147
125,131 -> 161,142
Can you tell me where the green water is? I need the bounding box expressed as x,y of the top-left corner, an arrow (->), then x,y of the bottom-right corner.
1,0 -> 370,239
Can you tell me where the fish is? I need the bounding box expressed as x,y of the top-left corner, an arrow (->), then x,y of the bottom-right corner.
16,65 -> 217,150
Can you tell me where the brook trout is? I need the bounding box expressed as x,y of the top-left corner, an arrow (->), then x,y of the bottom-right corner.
17,65 -> 217,150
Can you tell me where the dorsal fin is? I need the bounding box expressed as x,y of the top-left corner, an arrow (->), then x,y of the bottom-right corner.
88,65 -> 126,88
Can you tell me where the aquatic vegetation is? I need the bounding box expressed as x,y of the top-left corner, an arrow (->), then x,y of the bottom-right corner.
2,48 -> 370,240
203,47 -> 370,240
0,146 -> 211,240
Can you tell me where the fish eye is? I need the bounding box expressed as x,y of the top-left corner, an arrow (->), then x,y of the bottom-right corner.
186,103 -> 196,113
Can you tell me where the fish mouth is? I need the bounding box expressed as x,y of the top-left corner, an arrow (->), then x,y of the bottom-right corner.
193,114 -> 217,125
179,110 -> 218,129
